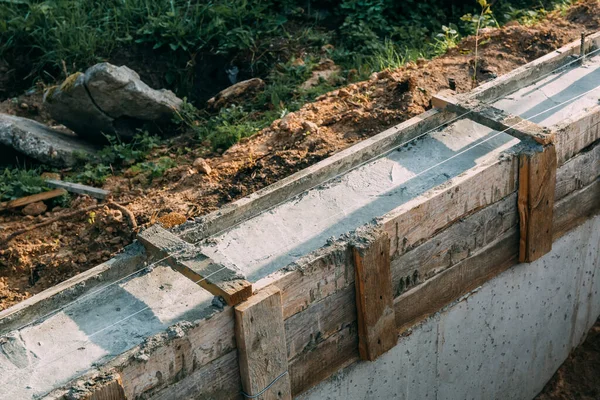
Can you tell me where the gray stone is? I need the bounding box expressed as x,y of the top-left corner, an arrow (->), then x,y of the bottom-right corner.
85,63 -> 182,121
43,72 -> 116,142
44,63 -> 183,142
0,114 -> 96,167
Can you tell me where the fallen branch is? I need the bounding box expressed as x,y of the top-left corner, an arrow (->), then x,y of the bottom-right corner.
0,201 -> 136,246
108,201 -> 137,229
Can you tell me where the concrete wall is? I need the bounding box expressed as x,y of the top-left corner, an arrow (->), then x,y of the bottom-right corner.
300,214 -> 600,400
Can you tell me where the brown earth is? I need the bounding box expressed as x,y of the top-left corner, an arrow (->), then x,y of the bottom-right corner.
1,0 -> 600,311
536,318 -> 600,400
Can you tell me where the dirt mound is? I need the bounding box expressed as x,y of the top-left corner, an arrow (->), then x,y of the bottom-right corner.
536,318 -> 600,400
1,0 -> 600,311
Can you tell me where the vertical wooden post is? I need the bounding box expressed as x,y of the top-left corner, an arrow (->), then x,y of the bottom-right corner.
79,374 -> 126,400
351,231 -> 397,361
518,144 -> 557,263
235,286 -> 291,400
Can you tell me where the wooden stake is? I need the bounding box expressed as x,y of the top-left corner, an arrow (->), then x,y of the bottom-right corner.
78,374 -> 126,400
351,231 -> 397,361
235,286 -> 292,400
580,31 -> 587,63
518,144 -> 557,263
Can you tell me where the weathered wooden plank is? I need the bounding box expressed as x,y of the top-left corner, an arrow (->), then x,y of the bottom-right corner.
80,375 -> 126,400
289,322 -> 359,396
46,179 -> 110,200
0,188 -> 67,210
235,286 -> 291,400
518,144 -> 557,263
432,93 -> 554,145
351,232 -> 396,361
555,140 -> 600,201
118,307 -> 236,399
382,154 -> 518,257
138,225 -> 252,306
466,31 -> 600,103
391,192 -> 518,297
394,228 -> 519,333
179,108 -> 453,244
284,284 -> 356,361
554,109 -> 600,165
553,178 -> 600,241
148,350 -> 242,400
255,244 -> 354,320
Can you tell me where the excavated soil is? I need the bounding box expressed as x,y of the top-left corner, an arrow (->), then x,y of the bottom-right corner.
1,1 -> 600,310
536,318 -> 600,400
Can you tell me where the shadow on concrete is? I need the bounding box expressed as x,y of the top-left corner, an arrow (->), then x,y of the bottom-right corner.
246,128 -> 516,281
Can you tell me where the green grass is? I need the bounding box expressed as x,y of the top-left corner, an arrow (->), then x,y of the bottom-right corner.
0,0 -> 579,200
0,167 -> 48,202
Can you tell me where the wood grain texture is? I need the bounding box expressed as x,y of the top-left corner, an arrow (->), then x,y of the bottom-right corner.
432,94 -> 554,145
284,284 -> 356,361
148,350 -> 242,400
118,307 -> 236,399
80,375 -> 126,400
351,232 -> 397,361
138,224 -> 252,305
394,229 -> 519,333
391,192 -> 518,297
382,155 -> 518,257
554,107 -> 600,165
256,244 -> 354,320
235,286 -> 291,400
288,322 -> 359,396
553,178 -> 600,241
0,188 -> 66,210
518,144 -> 557,263
555,140 -> 600,201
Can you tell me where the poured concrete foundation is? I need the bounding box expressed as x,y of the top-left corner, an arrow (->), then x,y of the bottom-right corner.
493,54 -> 600,127
300,215 -> 600,400
0,34 -> 598,400
0,266 -> 215,399
200,119 -> 518,281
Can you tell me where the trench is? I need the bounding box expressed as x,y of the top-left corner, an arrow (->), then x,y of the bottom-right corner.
0,39 -> 599,400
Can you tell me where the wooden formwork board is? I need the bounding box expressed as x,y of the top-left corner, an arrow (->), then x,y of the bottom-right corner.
468,31 -> 600,103
178,108 -> 454,243
37,33 -> 600,400
555,139 -> 600,201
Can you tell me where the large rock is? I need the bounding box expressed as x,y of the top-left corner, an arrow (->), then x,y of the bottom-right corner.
44,63 -> 182,142
0,113 -> 96,167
